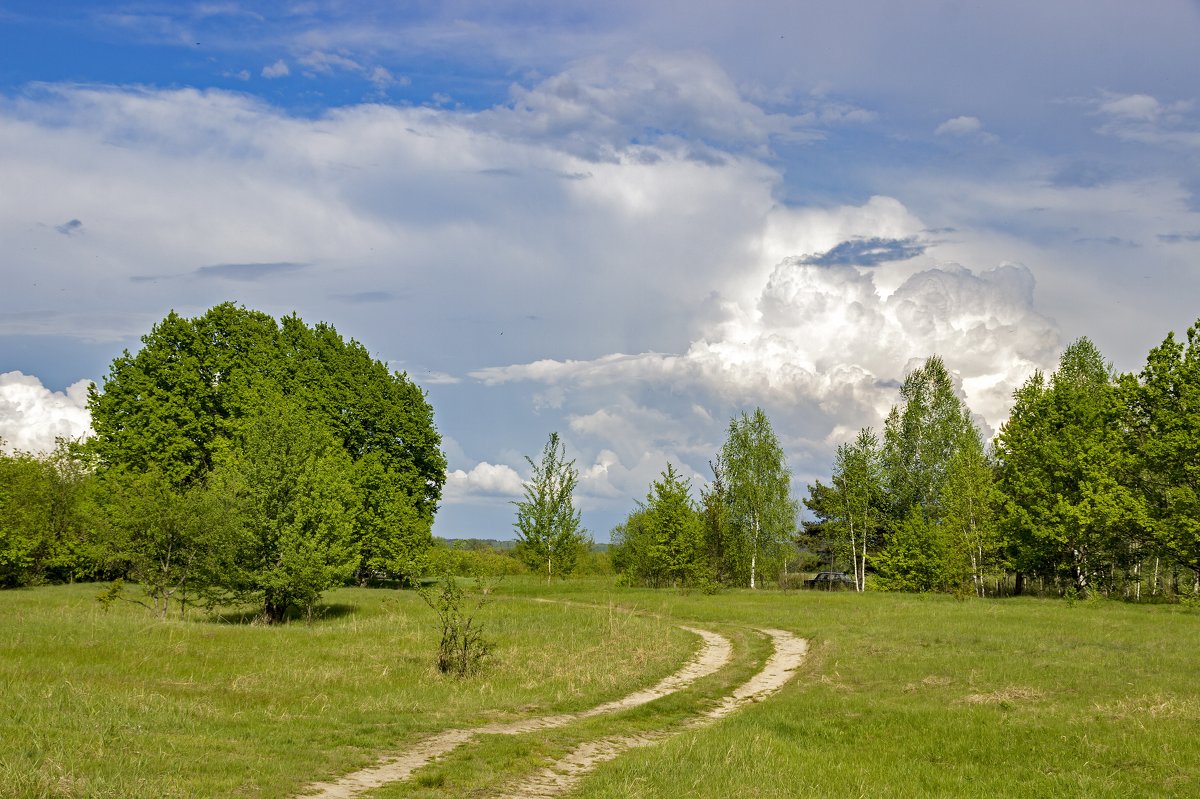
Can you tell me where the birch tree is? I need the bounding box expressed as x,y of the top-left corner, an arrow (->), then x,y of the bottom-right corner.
513,432 -> 588,580
832,429 -> 883,592
721,409 -> 797,589
942,425 -> 998,596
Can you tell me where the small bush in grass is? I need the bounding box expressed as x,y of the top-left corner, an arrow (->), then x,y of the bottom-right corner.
418,573 -> 495,677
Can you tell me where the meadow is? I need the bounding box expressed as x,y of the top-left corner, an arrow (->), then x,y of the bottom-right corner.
2,579 -> 1198,798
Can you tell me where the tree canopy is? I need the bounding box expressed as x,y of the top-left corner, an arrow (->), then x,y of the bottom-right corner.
84,303 -> 446,619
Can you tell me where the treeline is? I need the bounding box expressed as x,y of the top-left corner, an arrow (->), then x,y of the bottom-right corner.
0,304 -> 447,622
610,408 -> 799,590
427,537 -> 612,579
806,321 -> 1200,599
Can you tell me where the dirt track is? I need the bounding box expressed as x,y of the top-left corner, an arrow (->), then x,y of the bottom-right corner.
298,625 -> 731,799
298,621 -> 807,799
496,629 -> 808,798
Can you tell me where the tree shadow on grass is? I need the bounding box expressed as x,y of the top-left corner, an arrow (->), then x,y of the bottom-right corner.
203,602 -> 359,625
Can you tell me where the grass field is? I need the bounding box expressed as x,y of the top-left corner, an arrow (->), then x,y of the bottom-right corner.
3,579 -> 1199,798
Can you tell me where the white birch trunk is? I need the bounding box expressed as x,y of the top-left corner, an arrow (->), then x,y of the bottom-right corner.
750,516 -> 759,589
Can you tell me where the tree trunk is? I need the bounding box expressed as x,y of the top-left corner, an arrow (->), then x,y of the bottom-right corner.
749,516 -> 759,589
264,597 -> 288,624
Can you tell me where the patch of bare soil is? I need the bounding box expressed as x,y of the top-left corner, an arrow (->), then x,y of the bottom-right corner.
297,626 -> 731,799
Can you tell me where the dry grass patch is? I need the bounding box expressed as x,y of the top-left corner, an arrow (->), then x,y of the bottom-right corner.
962,685 -> 1046,705
1094,693 -> 1200,720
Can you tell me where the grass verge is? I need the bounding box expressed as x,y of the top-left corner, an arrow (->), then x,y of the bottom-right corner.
0,581 -> 692,798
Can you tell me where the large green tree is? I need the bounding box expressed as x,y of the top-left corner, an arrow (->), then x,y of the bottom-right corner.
513,432 -> 589,580
994,338 -> 1141,594
880,355 -> 975,520
1124,319 -> 1200,573
875,355 -> 984,592
87,303 -> 445,585
721,408 -> 797,589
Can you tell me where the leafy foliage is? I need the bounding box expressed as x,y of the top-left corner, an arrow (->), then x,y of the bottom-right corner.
611,464 -> 706,587
0,444 -> 97,587
994,338 -> 1143,594
512,432 -> 589,580
804,428 -> 883,591
219,398 -> 360,623
418,574 -> 495,677
1125,321 -> 1200,572
720,408 -> 797,588
87,303 -> 445,590
77,303 -> 445,619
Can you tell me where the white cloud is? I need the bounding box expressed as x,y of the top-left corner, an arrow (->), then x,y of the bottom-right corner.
443,461 -> 525,504
368,65 -> 408,91
472,257 -> 1056,435
468,195 -> 1062,506
298,50 -> 363,75
4,51 -> 1193,536
477,51 -> 862,160
1098,93 -> 1160,120
261,59 -> 290,79
935,115 -> 983,136
1093,92 -> 1200,148
0,373 -> 93,454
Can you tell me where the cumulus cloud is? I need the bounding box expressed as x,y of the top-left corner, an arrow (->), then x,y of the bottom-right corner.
443,461 -> 525,504
469,194 -> 1062,499
472,256 -> 1056,435
1,52 -> 1167,535
934,115 -> 997,143
0,372 -> 92,454
1098,93 -> 1162,120
261,59 -> 290,79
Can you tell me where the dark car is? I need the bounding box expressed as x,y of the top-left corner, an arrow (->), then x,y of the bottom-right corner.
805,571 -> 855,590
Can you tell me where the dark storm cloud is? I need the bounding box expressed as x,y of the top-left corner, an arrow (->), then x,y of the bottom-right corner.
1157,232 -> 1200,244
801,236 -> 925,267
195,262 -> 308,280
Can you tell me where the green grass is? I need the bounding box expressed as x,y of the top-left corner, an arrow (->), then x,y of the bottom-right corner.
3,580 -> 1199,798
552,587 -> 1200,799
0,581 -> 693,798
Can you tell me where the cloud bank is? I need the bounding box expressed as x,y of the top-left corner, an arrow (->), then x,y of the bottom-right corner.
0,372 -> 93,454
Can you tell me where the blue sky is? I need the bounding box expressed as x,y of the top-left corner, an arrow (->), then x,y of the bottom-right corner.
3,1 -> 1200,539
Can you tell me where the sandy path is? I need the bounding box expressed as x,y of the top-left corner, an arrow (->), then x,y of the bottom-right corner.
496,628 -> 807,799
297,626 -> 731,799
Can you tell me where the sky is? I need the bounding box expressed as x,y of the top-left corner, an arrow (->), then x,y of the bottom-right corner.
2,1 -> 1200,540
